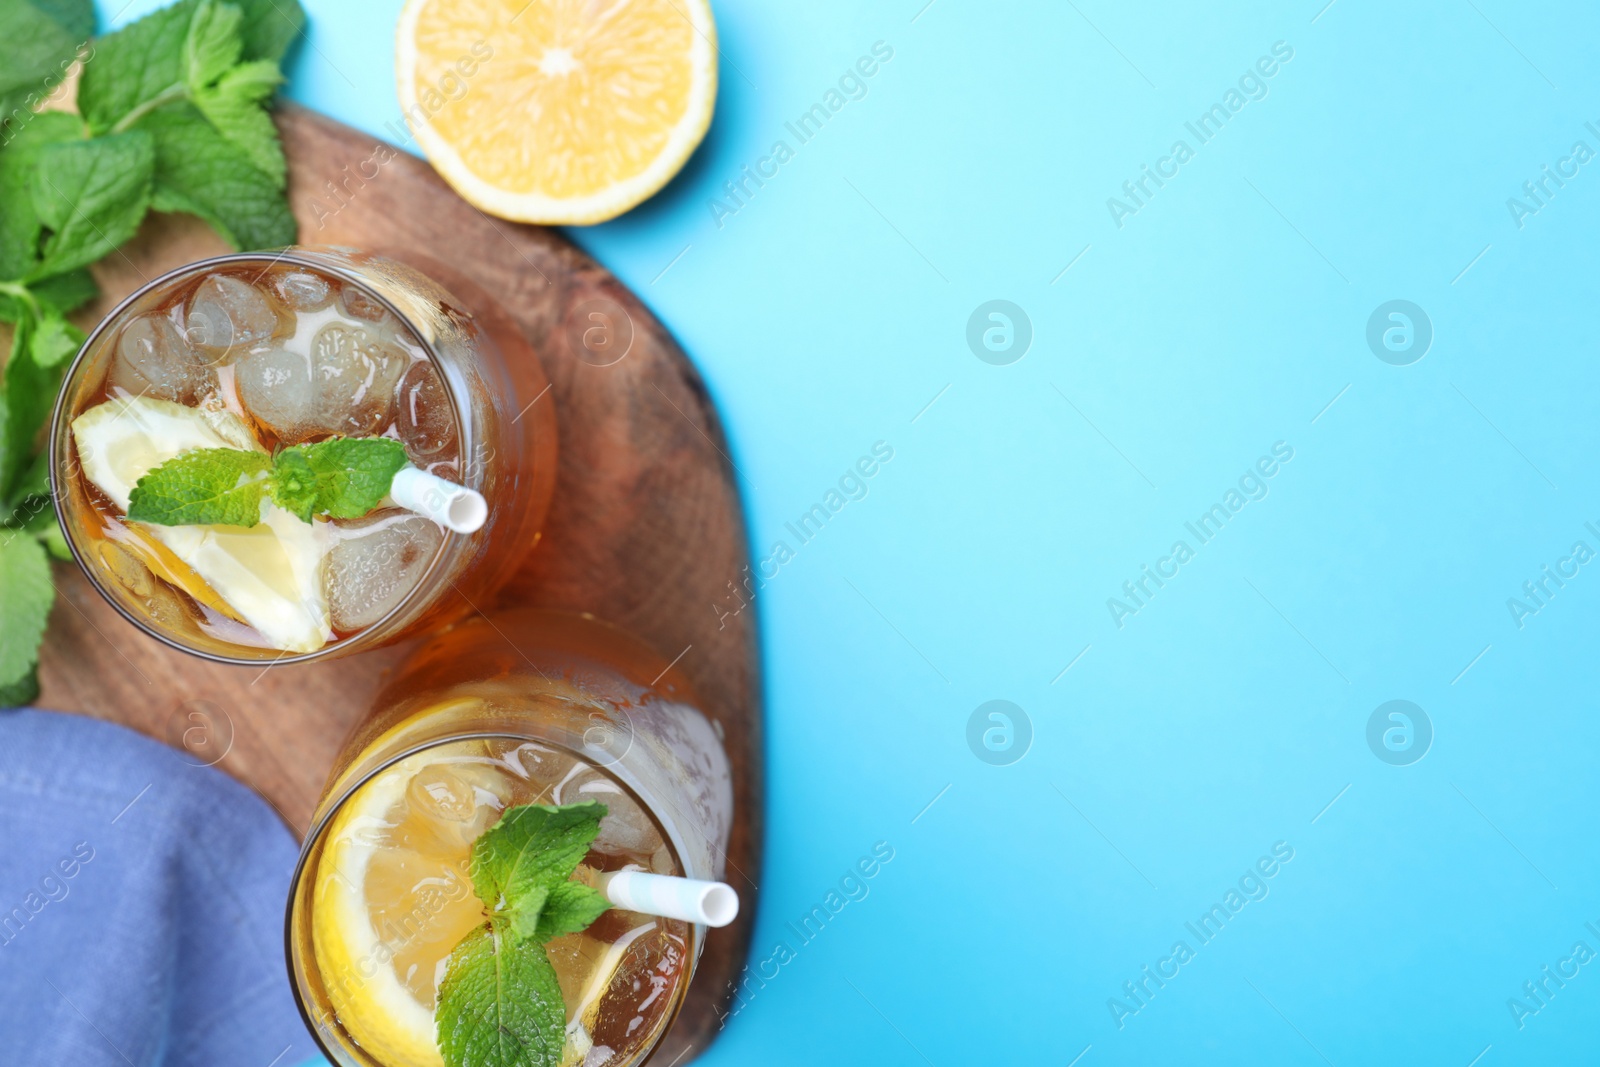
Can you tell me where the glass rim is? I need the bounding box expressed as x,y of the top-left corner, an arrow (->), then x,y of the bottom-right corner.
47,248 -> 471,667
282,727 -> 697,1067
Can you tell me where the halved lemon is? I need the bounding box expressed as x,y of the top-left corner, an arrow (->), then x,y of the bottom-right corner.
396,0 -> 718,225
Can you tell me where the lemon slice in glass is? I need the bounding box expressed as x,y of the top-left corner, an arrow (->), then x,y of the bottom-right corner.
396,0 -> 718,224
69,396 -> 332,653
311,750 -> 628,1066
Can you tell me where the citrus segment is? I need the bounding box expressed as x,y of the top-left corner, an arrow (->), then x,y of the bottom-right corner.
396,0 -> 717,223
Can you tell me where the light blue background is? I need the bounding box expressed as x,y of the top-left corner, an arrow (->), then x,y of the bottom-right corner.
99,0 -> 1600,1063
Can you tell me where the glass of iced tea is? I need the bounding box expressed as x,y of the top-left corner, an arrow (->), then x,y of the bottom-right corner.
48,248 -> 558,662
285,609 -> 734,1067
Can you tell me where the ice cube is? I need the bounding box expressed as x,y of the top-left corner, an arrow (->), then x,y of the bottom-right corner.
339,283 -> 390,323
107,313 -> 216,404
394,360 -> 457,457
505,742 -> 577,793
271,270 -> 333,312
407,766 -> 478,823
325,513 -> 443,632
570,773 -> 660,856
235,346 -> 315,439
310,322 -> 407,435
185,275 -> 279,354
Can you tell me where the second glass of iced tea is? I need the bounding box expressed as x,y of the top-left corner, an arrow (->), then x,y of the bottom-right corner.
49,248 -> 557,663
286,609 -> 735,1067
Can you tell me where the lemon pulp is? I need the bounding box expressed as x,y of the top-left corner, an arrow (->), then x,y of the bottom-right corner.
396,0 -> 717,223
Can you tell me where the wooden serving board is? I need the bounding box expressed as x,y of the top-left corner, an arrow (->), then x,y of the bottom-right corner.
36,105 -> 760,1064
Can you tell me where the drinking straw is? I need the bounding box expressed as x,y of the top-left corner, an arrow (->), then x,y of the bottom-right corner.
388,465 -> 488,534
597,871 -> 740,927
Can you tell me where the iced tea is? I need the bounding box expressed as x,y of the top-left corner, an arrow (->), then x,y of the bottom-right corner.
49,249 -> 557,661
286,610 -> 734,1067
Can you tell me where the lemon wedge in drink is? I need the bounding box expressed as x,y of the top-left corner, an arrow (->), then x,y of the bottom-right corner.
395,0 -> 717,224
70,397 -> 332,653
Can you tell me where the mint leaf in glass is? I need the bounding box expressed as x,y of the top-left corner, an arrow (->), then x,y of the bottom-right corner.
273,436 -> 407,521
471,801 -> 609,913
128,446 -> 271,527
530,878 -> 613,943
436,801 -> 612,1067
125,437 -> 411,527
436,926 -> 568,1067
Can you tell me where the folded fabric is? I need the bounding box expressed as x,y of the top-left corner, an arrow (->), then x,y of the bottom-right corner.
0,708 -> 324,1067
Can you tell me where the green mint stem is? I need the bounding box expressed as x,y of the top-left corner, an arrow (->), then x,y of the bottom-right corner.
109,82 -> 189,134
0,282 -> 40,317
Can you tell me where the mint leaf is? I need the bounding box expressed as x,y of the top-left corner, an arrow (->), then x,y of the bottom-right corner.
28,0 -> 94,41
531,878 -> 612,943
0,313 -> 52,503
268,445 -> 315,521
183,0 -> 242,89
127,446 -> 271,526
11,450 -> 49,505
194,60 -> 284,185
499,884 -> 551,943
2,268 -> 99,323
236,0 -> 303,64
0,110 -> 85,282
0,0 -> 86,99
0,309 -> 77,503
141,102 -> 292,249
76,0 -> 193,134
0,316 -> 31,503
30,310 -> 83,368
469,801 -> 609,926
29,129 -> 155,277
181,3 -> 285,184
440,801 -> 610,1067
271,437 -> 408,521
28,267 -> 96,315
437,927 -> 567,1067
0,662 -> 40,708
0,533 -> 52,694
117,437 -> 406,528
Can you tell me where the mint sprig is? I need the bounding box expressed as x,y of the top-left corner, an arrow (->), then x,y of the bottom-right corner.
437,801 -> 613,1067
0,532 -> 53,707
128,437 -> 408,527
0,0 -> 303,707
